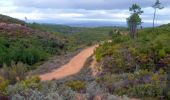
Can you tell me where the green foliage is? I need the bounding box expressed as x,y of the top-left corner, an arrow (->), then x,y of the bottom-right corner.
95,24 -> 170,73
112,33 -> 130,43
158,49 -> 166,58
95,31 -> 169,98
0,62 -> 28,84
0,35 -> 66,66
114,87 -> 128,96
129,4 -> 144,14
127,83 -> 163,98
127,13 -> 142,25
127,3 -> 143,39
128,3 -> 143,24
7,76 -> 41,95
20,76 -> 41,90
95,43 -> 121,62
0,76 -> 9,95
65,80 -> 86,91
113,69 -> 166,98
28,23 -> 128,47
152,0 -> 164,9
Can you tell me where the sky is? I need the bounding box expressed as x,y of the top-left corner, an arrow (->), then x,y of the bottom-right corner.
0,0 -> 170,26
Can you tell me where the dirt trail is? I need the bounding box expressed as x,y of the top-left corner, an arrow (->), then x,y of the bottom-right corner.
40,45 -> 98,81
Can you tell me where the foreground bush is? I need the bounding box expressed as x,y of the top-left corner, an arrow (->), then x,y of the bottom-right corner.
127,83 -> 163,98
7,76 -> 41,96
0,62 -> 28,84
0,76 -> 9,96
65,80 -> 86,91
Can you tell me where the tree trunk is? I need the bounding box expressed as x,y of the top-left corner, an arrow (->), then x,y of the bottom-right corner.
153,8 -> 156,28
130,23 -> 133,38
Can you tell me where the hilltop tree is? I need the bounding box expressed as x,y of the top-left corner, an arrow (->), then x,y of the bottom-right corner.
127,4 -> 143,39
152,0 -> 164,28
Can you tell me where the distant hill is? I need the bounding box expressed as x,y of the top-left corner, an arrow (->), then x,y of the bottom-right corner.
0,14 -> 25,25
27,23 -> 78,34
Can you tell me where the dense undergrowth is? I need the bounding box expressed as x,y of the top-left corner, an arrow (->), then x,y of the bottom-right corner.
94,24 -> 170,99
0,36 -> 65,67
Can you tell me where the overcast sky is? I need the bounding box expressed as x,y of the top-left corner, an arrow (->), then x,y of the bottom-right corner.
0,0 -> 170,26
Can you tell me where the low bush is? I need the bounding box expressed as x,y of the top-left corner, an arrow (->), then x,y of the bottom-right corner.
128,83 -> 163,98
0,62 -> 28,84
19,76 -> 41,90
65,80 -> 86,91
0,76 -> 9,96
95,43 -> 121,62
7,76 -> 41,95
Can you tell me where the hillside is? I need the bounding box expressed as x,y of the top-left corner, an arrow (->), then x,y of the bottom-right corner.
1,14 -> 170,100
94,24 -> 170,99
0,14 -> 25,25
27,23 -> 127,46
0,15 -> 116,99
0,15 -> 113,68
3,14 -> 170,100
4,25 -> 170,100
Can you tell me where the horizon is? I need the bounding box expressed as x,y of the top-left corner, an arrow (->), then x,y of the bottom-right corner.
0,0 -> 170,27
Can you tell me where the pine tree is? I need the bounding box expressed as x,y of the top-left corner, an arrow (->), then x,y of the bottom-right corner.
152,0 -> 164,28
127,4 -> 143,39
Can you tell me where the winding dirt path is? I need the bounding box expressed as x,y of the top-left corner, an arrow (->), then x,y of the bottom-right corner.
40,45 -> 98,81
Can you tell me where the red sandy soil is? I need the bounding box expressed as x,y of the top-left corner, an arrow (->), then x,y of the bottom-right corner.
40,45 -> 98,81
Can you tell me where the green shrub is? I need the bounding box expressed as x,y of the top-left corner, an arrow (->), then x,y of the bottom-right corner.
7,76 -> 41,96
95,43 -> 121,62
113,69 -> 166,98
128,84 -> 163,98
0,76 -> 9,95
20,76 -> 41,90
65,80 -> 86,91
112,33 -> 130,43
0,35 -> 67,67
95,25 -> 170,72
158,49 -> 166,58
115,83 -> 163,98
0,62 -> 28,84
114,87 -> 128,96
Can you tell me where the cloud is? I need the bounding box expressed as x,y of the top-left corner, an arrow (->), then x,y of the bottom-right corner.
11,0 -> 169,10
0,0 -> 170,26
2,7 -> 169,24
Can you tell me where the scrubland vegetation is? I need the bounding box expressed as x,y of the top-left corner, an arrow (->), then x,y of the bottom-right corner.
0,14 -> 25,25
0,14 -> 113,99
2,22 -> 170,99
0,0 -> 170,99
94,24 -> 170,99
28,23 -> 112,46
